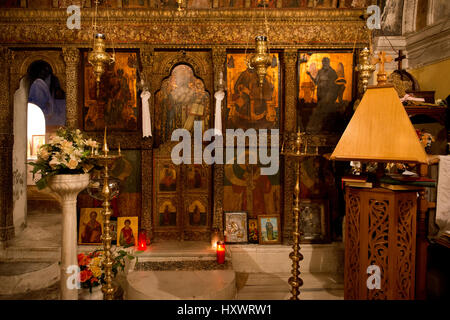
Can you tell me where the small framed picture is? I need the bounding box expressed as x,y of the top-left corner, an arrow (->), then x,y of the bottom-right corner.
79,208 -> 104,245
31,135 -> 45,157
108,219 -> 117,244
248,218 -> 259,244
117,216 -> 139,247
258,215 -> 281,244
224,212 -> 248,243
299,199 -> 330,243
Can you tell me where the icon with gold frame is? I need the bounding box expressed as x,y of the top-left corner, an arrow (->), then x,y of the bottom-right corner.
117,216 -> 138,247
78,208 -> 104,245
258,214 -> 281,244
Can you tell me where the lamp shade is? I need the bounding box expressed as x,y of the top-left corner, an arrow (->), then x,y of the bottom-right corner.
330,86 -> 428,163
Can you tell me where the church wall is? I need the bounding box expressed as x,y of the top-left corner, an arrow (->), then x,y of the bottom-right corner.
13,77 -> 28,235
408,58 -> 450,101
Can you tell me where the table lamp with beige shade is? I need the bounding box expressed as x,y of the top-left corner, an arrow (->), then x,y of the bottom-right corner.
330,52 -> 430,300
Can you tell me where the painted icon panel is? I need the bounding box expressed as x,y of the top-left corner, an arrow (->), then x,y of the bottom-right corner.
83,51 -> 138,131
298,52 -> 354,133
226,53 -> 280,130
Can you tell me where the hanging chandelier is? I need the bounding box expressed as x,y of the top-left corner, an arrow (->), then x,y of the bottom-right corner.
247,2 -> 272,87
88,33 -> 114,96
88,0 -> 115,97
249,35 -> 272,87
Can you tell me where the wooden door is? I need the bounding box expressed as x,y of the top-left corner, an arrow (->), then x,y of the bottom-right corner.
150,53 -> 213,241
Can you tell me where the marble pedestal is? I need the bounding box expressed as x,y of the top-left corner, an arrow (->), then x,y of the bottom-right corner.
48,173 -> 90,300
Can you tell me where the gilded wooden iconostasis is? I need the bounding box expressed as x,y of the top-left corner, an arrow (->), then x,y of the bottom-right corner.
151,50 -> 214,241
0,6 -> 369,243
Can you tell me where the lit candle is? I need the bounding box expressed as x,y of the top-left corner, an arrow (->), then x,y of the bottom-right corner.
118,142 -> 121,156
216,241 -> 225,264
103,126 -> 109,154
211,229 -> 219,249
138,229 -> 147,251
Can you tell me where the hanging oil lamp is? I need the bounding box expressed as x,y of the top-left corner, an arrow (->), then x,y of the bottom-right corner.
88,33 -> 114,97
249,36 -> 272,87
356,47 -> 376,93
177,0 -> 184,11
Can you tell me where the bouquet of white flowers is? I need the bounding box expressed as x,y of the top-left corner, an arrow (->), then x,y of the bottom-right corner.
29,127 -> 99,189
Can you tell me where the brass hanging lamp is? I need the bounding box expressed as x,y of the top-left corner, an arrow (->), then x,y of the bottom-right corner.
88,33 -> 114,96
88,0 -> 115,97
249,35 -> 272,87
246,1 -> 272,87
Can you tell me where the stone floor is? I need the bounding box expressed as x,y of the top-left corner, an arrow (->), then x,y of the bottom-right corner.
0,261 -> 53,276
0,283 -> 60,300
0,209 -> 344,300
0,272 -> 343,300
9,211 -> 61,249
235,272 -> 343,300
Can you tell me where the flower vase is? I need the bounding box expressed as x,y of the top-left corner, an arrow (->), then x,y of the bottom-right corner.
79,286 -> 103,300
48,173 -> 90,300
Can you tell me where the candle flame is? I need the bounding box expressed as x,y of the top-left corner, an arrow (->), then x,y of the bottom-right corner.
103,126 -> 109,154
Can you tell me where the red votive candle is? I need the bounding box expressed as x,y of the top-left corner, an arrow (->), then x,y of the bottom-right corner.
216,241 -> 225,264
138,230 -> 147,251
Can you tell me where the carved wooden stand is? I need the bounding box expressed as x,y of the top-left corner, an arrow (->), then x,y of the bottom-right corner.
345,187 -> 418,300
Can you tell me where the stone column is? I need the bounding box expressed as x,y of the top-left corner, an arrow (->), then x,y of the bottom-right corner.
0,47 -> 14,246
140,46 -> 154,241
212,47 -> 226,234
283,50 -> 298,243
62,47 -> 80,129
48,174 -> 90,300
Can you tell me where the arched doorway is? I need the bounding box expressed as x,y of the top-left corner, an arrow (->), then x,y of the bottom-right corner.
12,58 -> 66,234
152,64 -> 212,241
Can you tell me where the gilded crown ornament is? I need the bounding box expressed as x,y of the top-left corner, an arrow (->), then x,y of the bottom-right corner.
248,36 -> 272,87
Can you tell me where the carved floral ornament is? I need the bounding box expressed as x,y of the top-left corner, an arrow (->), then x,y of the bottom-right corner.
0,9 -> 368,47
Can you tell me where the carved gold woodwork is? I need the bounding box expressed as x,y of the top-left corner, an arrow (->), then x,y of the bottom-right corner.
0,9 -> 368,48
211,47 -> 226,235
345,187 -> 417,300
139,46 -> 155,241
284,50 -> 298,132
62,47 -> 80,129
212,47 -> 226,91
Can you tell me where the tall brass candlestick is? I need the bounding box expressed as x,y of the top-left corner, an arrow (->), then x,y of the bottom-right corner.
288,160 -> 303,300
87,127 -> 121,300
281,131 -> 318,300
101,163 -> 114,299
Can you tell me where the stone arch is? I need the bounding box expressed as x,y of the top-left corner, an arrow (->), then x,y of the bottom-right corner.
11,51 -> 66,237
11,51 -> 66,94
19,55 -> 64,79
